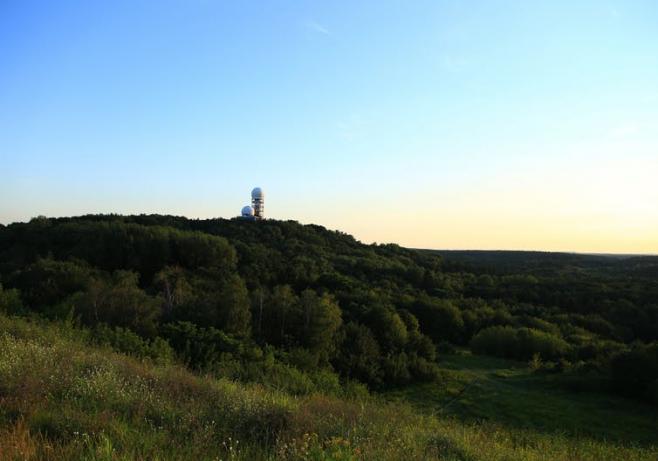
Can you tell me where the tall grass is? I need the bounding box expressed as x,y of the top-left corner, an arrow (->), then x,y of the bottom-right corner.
0,314 -> 656,460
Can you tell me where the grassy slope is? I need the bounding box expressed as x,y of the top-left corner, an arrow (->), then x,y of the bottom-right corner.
385,353 -> 658,446
0,315 -> 656,461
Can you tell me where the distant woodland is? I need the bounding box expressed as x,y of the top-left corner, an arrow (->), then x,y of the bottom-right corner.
1,215 -> 657,404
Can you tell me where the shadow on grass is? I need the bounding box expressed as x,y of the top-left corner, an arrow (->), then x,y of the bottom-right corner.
385,353 -> 658,447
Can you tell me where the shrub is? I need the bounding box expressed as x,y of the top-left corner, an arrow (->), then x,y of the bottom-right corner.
436,340 -> 458,355
10,259 -> 90,314
94,324 -> 175,364
412,298 -> 464,344
574,339 -> 626,366
610,342 -> 658,404
0,284 -> 23,315
161,321 -> 242,370
471,326 -> 570,361
71,271 -> 161,336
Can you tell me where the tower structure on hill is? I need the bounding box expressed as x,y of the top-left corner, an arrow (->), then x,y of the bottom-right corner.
251,187 -> 265,220
239,187 -> 265,220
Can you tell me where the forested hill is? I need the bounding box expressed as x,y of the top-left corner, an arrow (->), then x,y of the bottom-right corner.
0,214 -> 438,292
0,214 -> 657,404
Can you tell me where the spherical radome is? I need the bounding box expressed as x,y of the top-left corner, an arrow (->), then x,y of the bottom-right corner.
241,205 -> 254,216
251,187 -> 264,199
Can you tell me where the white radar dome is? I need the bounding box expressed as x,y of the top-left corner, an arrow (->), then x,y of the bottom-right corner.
241,205 -> 254,217
251,187 -> 264,199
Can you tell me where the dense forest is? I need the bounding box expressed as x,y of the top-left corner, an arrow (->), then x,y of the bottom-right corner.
1,214 -> 657,405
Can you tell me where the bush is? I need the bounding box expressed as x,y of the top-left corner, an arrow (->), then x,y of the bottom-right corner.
10,259 -> 90,314
471,326 -> 570,361
94,324 -> 175,364
574,339 -> 626,366
412,298 -> 464,344
71,271 -> 161,336
610,342 -> 658,404
161,321 -> 243,370
437,340 -> 458,355
0,284 -> 23,315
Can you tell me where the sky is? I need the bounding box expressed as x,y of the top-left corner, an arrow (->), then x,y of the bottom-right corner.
1,0 -> 658,253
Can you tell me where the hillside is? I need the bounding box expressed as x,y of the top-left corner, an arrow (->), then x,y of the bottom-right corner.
0,214 -> 657,458
1,313 -> 656,460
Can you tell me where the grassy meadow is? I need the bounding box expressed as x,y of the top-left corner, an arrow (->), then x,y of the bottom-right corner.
0,314 -> 656,461
385,353 -> 658,446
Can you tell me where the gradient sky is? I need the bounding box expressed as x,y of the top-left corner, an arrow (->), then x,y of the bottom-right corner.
2,1 -> 657,253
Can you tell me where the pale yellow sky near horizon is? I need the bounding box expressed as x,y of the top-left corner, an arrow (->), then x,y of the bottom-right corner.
3,137 -> 656,255
292,139 -> 658,254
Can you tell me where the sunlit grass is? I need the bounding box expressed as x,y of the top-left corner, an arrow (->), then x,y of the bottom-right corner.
0,314 -> 656,460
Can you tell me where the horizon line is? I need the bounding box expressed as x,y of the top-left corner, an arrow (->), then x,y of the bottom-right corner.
2,212 -> 657,258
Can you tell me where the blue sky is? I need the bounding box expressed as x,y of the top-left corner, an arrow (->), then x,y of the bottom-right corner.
2,1 -> 657,252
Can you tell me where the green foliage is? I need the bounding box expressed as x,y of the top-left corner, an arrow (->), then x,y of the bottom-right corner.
11,258 -> 91,315
0,220 -> 236,282
1,214 -> 657,401
529,352 -> 543,371
573,337 -> 626,366
297,289 -> 342,359
411,297 -> 464,344
334,322 -> 383,386
173,229 -> 237,272
218,274 -> 252,337
367,305 -> 408,352
70,270 -> 161,336
93,324 -> 175,364
0,314 -> 656,460
153,265 -> 193,317
0,283 -> 23,315
611,342 -> 658,404
162,320 -> 242,370
386,353 -> 658,447
471,326 -> 571,361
